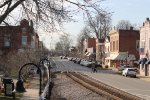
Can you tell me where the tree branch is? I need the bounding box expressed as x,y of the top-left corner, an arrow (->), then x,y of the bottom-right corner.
0,0 -> 26,24
0,0 -> 11,8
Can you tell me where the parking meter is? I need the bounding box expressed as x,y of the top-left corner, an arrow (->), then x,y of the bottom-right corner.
2,78 -> 14,96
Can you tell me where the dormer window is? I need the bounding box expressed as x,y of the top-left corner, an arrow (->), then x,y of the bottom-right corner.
21,27 -> 27,34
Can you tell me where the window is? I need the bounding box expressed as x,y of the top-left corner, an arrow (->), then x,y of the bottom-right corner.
22,36 -> 27,46
116,40 -> 118,51
4,34 -> 11,47
113,41 -> 115,51
141,40 -> 145,48
136,40 -> 139,50
21,28 -> 27,34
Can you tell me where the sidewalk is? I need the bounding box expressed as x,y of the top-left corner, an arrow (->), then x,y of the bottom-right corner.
110,67 -> 150,82
137,75 -> 150,82
21,75 -> 40,100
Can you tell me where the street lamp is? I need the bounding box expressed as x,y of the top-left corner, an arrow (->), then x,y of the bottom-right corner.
126,51 -> 129,65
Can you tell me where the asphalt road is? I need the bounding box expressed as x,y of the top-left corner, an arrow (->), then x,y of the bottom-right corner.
53,58 -> 150,100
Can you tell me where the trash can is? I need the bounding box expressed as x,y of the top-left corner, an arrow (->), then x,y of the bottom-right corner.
2,78 -> 14,96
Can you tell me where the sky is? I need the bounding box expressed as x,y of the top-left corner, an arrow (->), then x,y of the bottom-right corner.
39,0 -> 150,50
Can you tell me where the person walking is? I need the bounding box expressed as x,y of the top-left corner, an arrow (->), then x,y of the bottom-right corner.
92,60 -> 97,73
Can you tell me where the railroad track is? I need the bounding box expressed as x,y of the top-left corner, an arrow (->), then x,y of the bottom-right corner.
65,72 -> 144,100
52,59 -> 144,100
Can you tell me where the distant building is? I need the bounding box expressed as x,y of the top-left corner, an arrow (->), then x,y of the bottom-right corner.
139,18 -> 150,76
104,36 -> 110,66
83,37 -> 96,60
106,27 -> 140,68
0,19 -> 39,56
96,38 -> 105,64
69,46 -> 78,57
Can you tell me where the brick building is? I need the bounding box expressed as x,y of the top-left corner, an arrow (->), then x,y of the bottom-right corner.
83,37 -> 96,60
105,27 -> 140,68
0,19 -> 39,56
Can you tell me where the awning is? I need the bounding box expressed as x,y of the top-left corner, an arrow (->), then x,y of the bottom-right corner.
115,54 -> 127,60
85,52 -> 89,55
138,58 -> 147,64
138,58 -> 143,64
127,54 -> 136,61
145,60 -> 150,64
87,53 -> 96,57
134,61 -> 138,64
87,52 -> 91,56
105,53 -> 135,61
105,54 -> 118,60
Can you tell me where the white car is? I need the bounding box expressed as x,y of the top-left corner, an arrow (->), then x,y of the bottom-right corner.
80,59 -> 86,66
118,64 -> 132,71
80,60 -> 92,67
122,68 -> 137,77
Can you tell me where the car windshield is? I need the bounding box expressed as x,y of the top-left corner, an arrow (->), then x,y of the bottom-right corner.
125,66 -> 131,67
128,69 -> 136,71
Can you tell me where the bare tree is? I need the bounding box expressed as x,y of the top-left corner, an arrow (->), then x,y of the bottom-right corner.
55,42 -> 63,55
86,10 -> 112,41
116,20 -> 132,30
76,27 -> 91,57
0,0 -> 106,31
57,33 -> 72,56
85,9 -> 112,64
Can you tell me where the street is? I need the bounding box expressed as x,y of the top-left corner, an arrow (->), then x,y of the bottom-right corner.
53,58 -> 150,100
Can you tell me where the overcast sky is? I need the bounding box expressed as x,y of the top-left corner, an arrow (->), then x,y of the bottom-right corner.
28,0 -> 150,50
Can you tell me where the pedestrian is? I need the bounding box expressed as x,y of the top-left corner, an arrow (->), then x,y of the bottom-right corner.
92,60 -> 97,73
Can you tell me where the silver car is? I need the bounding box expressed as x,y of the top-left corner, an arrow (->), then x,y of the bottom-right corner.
122,68 -> 137,77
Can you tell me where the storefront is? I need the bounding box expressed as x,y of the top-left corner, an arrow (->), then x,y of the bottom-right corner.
139,58 -> 150,76
105,52 -> 136,68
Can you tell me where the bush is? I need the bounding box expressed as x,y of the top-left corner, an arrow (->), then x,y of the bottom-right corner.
0,49 -> 45,78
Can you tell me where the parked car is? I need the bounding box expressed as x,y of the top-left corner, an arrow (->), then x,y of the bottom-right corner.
60,56 -> 63,59
118,64 -> 132,71
76,58 -> 82,64
122,68 -> 137,77
72,58 -> 77,63
80,59 -> 86,66
82,60 -> 93,67
68,57 -> 73,61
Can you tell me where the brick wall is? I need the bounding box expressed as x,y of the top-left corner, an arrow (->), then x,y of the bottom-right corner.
0,19 -> 36,55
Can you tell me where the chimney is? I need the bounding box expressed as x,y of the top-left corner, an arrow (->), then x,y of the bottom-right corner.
130,26 -> 133,30
146,17 -> 149,21
143,22 -> 145,26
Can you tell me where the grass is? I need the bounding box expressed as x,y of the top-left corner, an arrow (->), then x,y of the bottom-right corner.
0,92 -> 23,100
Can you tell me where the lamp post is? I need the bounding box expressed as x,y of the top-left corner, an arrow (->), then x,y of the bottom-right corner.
126,51 -> 128,65
16,63 -> 42,95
